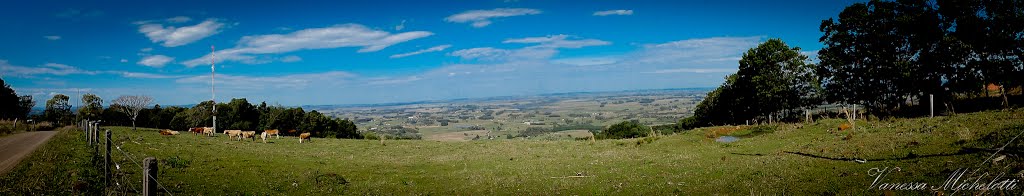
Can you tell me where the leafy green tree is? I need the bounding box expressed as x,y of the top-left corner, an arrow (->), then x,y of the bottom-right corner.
689,39 -> 818,126
16,95 -> 34,119
44,94 -> 72,124
332,118 -> 360,139
598,120 -> 651,139
0,78 -> 32,119
935,0 -> 1024,107
734,38 -> 819,120
217,98 -> 259,130
819,0 -> 949,116
154,106 -> 184,129
77,93 -> 103,121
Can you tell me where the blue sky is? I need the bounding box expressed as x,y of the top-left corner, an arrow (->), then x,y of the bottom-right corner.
0,0 -> 858,106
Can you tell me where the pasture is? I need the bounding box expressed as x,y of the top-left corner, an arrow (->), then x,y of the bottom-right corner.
3,109 -> 1023,194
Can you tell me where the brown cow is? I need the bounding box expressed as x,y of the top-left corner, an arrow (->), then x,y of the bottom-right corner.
190,127 -> 204,135
159,129 -> 179,135
240,131 -> 257,141
224,130 -> 242,140
299,132 -> 311,143
263,129 -> 281,139
203,127 -> 215,136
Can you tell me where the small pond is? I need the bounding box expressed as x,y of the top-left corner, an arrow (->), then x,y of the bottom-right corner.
715,136 -> 739,143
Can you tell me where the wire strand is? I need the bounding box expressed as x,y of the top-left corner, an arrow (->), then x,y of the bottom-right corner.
104,136 -> 173,195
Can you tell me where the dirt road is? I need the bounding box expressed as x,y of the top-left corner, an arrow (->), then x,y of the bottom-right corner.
0,131 -> 58,175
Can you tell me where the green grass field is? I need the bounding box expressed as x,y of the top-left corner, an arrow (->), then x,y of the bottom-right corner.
3,109 -> 1023,195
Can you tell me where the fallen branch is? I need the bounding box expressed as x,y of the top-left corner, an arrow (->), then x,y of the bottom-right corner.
550,176 -> 593,179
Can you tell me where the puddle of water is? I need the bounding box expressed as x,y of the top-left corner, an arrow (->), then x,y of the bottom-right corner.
716,136 -> 739,143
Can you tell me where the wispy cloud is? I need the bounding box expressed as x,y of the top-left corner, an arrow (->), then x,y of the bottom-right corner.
593,10 -> 633,16
281,55 -> 302,63
165,16 -> 191,23
183,24 -> 432,67
449,47 -> 512,60
54,9 -> 103,19
137,55 -> 174,68
445,8 -> 541,27
137,18 -> 225,47
643,68 -> 736,74
116,72 -> 181,79
0,60 -> 97,76
0,59 -> 180,79
395,20 -> 406,31
175,71 -> 356,90
43,35 -> 61,40
390,44 -> 452,58
503,34 -> 610,49
451,35 -> 610,61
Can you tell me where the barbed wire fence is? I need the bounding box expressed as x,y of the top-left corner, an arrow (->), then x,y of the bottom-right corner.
79,120 -> 174,195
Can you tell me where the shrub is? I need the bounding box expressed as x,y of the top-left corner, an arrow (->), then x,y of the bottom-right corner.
597,121 -> 651,139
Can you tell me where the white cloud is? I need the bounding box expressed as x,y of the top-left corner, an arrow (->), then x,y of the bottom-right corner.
450,47 -> 512,60
367,76 -> 422,85
451,35 -> 610,61
116,72 -> 180,79
165,16 -> 192,23
43,35 -> 61,40
445,8 -> 541,27
390,44 -> 452,58
633,36 -> 761,64
395,20 -> 406,31
175,71 -> 356,90
551,57 -> 619,66
503,34 -> 610,49
140,47 -> 153,52
643,68 -> 736,74
120,59 -> 128,63
137,55 -> 174,68
593,10 -> 633,16
0,60 -> 97,76
137,18 -> 225,47
281,55 -> 302,63
183,24 -> 432,67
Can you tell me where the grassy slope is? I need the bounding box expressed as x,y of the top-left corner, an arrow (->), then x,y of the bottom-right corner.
4,109 -> 1023,195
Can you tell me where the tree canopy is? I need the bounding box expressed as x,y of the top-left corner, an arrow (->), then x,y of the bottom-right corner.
687,38 -> 818,126
0,78 -> 33,120
818,0 -> 1023,115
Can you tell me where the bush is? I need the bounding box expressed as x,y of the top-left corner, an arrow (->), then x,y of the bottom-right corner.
597,121 -> 651,139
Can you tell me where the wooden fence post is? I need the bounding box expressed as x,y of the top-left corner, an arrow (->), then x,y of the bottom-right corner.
105,130 -> 111,187
143,157 -> 157,196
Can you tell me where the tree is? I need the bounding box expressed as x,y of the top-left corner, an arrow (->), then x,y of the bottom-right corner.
112,95 -> 153,131
16,95 -> 34,119
218,98 -> 259,130
44,94 -> 72,125
0,78 -> 32,119
819,0 -> 955,116
598,120 -> 651,139
77,93 -> 103,121
936,0 -> 1024,108
689,39 -> 818,126
734,38 -> 819,121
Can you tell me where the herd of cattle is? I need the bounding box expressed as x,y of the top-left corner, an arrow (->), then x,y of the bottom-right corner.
158,127 -> 312,143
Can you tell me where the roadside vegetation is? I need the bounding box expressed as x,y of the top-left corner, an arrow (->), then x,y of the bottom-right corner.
0,126 -> 102,195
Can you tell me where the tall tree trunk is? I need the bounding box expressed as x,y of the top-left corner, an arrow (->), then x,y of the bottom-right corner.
132,119 -> 137,131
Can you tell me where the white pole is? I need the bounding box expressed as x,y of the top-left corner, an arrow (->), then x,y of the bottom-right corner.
929,94 -> 934,118
211,45 -> 217,135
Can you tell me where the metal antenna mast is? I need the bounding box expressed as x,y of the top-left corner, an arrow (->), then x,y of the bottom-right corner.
211,45 -> 217,135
